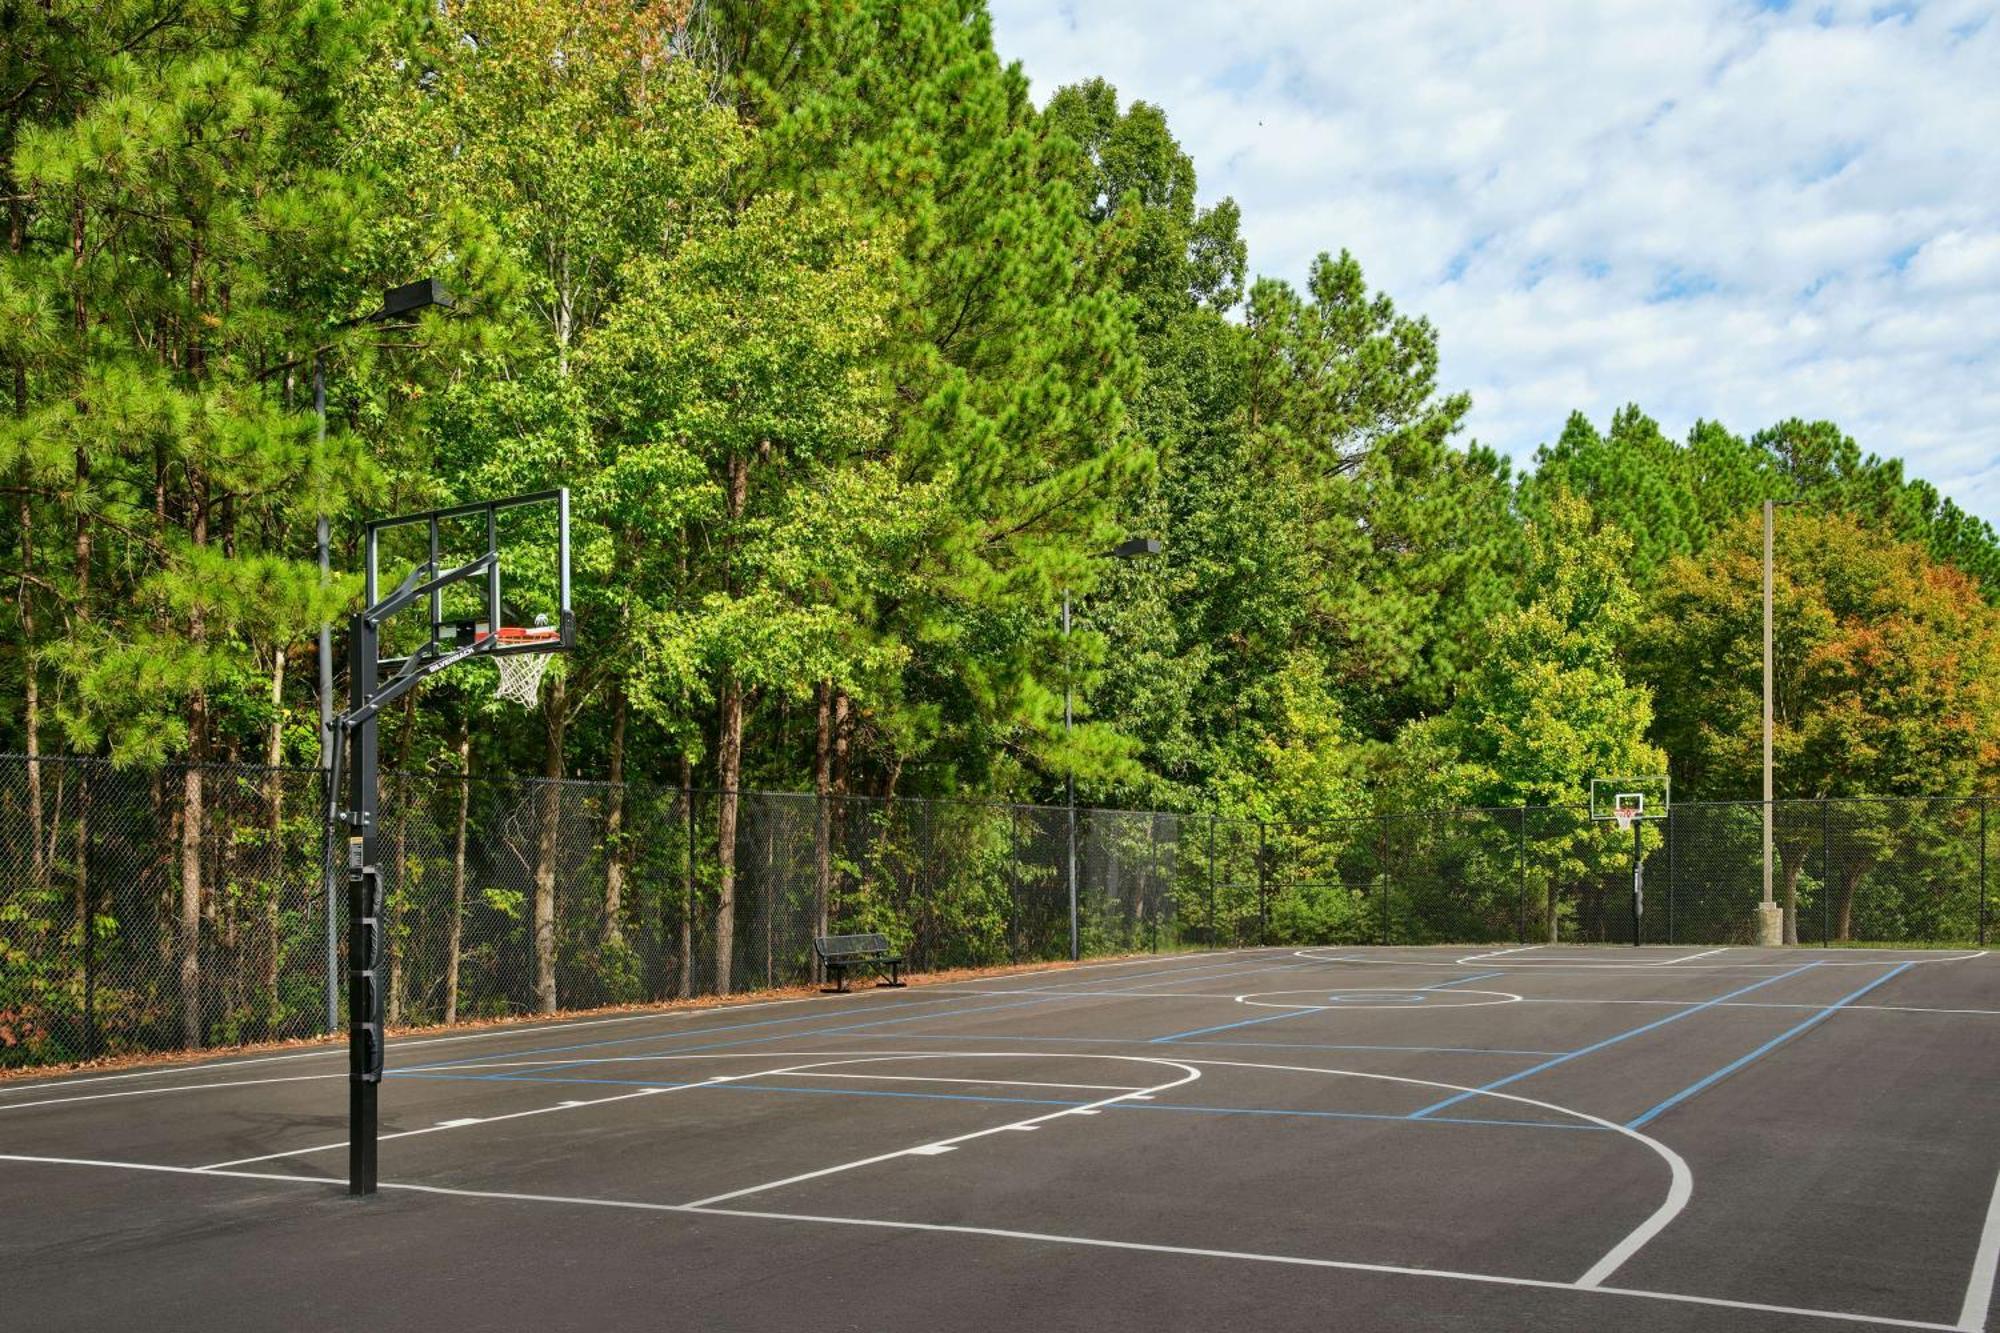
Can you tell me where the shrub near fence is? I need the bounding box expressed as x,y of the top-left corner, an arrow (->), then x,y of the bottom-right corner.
0,753 -> 1990,1069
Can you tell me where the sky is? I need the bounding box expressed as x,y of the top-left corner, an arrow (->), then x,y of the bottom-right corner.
985,0 -> 2000,525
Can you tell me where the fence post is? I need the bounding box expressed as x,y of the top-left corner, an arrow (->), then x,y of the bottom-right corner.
1379,821 -> 1392,947
1980,798 -> 1989,948
323,765 -> 340,1035
686,785 -> 698,995
1517,805 -> 1528,945
1256,822 -> 1269,947
1821,799 -> 1832,947
1207,816 -> 1218,948
80,767 -> 97,1060
1666,803 -> 1676,946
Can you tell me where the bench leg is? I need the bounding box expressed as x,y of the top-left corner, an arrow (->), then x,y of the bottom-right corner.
821,963 -> 848,994
877,960 -> 905,988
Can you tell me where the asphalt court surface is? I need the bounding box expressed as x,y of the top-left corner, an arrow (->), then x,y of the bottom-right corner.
3,945 -> 1997,1331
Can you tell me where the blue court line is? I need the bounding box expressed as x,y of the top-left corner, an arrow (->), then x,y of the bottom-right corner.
1149,1008 -> 1310,1044
401,954 -> 1263,1076
1624,962 -> 1916,1128
1148,970 -> 1509,1043
1406,960 -> 1825,1119
1421,971 -> 1504,990
386,1069 -> 1608,1131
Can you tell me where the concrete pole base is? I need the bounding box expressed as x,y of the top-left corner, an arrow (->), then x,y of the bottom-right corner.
1754,902 -> 1785,947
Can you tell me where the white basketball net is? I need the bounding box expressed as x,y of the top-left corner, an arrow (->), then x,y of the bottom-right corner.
490,627 -> 561,709
494,653 -> 551,709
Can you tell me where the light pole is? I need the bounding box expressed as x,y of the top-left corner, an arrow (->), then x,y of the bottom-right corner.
1758,497 -> 1797,947
315,279 -> 454,1030
1064,536 -> 1162,961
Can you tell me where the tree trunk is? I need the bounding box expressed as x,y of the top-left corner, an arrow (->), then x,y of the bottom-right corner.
603,686 -> 628,948
386,693 -> 416,1027
763,813 -> 776,989
534,673 -> 567,1013
1781,847 -> 1801,946
261,646 -> 287,1035
445,716 -> 471,1027
7,124 -> 34,887
178,485 -> 209,1051
75,771 -> 95,1056
813,682 -> 833,982
714,673 -> 743,994
678,753 -> 694,1000
179,758 -> 205,1050
17,482 -> 43,889
712,449 -> 751,995
1835,860 -> 1870,943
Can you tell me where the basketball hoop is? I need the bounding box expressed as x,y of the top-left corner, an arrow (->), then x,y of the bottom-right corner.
1611,791 -> 1646,836
491,625 -> 561,708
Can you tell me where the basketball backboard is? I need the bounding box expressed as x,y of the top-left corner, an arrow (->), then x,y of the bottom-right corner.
363,488 -> 572,676
1590,775 -> 1669,824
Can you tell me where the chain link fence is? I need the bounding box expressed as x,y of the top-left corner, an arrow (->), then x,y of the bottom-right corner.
1,752 -> 1991,1069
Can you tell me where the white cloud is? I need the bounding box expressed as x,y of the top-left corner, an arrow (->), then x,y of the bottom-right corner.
988,0 -> 2000,524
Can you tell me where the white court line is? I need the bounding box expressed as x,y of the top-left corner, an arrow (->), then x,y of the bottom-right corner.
0,1052 -> 1159,1114
1164,1058 -> 1690,1288
1455,947 -> 1728,968
945,987 -> 1269,1000
13,978 -> 1993,1123
1305,949 -> 1991,972
1961,1163 -> 2000,1331
1521,998 -> 2000,1018
0,949 -> 1257,1099
0,1072 -> 342,1113
0,1152 -> 1958,1331
196,1083 -> 690,1170
542,1047 -> 1691,1289
193,1052 -> 1183,1173
780,1072 -> 1144,1092
679,1055 -> 1204,1208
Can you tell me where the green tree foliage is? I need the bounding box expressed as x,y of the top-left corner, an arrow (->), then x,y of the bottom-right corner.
710,1 -> 1149,801
1636,511 -> 2000,937
1432,492 -> 1665,809
6,1 -> 1996,997
1638,511 -> 2000,802
1527,406 -> 2000,600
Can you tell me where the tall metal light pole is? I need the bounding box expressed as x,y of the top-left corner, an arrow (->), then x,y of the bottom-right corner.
315,279 -> 454,1030
1757,497 -> 1795,947
1064,536 -> 1162,961
1763,497 -> 1774,915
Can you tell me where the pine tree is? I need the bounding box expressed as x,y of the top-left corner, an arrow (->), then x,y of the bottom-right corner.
5,1 -> 409,1045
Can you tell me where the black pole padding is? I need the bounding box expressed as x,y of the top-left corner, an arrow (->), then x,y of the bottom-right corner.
1631,819 -> 1644,947
346,611 -> 384,1196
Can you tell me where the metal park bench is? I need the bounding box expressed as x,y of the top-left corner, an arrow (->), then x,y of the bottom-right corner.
814,933 -> 906,993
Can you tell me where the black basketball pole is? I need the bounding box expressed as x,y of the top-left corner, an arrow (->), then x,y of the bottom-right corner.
331,487 -> 571,1197
1631,816 -> 1644,948
346,612 -> 384,1196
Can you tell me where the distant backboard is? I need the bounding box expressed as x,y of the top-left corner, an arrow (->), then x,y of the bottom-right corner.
364,489 -> 572,673
1590,775 -> 1670,823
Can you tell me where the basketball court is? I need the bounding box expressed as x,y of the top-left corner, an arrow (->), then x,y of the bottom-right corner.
4,945 -> 1995,1331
